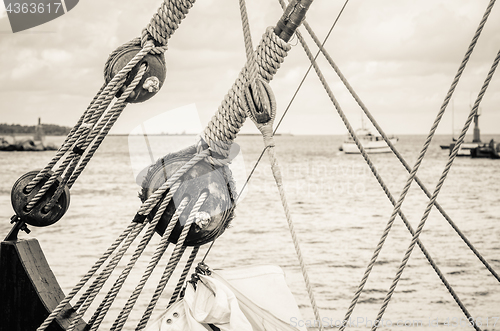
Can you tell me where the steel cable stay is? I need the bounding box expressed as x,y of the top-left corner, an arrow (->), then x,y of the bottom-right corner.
287,18 -> 479,331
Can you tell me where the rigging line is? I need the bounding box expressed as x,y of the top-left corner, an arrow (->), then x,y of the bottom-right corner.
289,21 -> 480,331
200,0 -> 350,264
274,0 -> 350,133
373,46 -> 500,331
301,17 -> 500,282
337,0 -> 497,327
136,192 -> 209,331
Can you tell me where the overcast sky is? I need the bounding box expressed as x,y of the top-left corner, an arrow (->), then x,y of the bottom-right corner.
1,0 -> 499,135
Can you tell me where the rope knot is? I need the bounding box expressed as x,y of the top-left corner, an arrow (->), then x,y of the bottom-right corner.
196,138 -> 239,167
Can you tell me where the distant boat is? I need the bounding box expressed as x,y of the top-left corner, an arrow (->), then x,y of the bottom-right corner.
470,139 -> 500,159
340,128 -> 398,154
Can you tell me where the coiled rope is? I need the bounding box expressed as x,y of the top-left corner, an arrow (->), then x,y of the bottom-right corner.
202,27 -> 290,158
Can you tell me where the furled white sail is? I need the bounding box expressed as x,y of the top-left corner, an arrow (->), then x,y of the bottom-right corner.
147,265 -> 305,331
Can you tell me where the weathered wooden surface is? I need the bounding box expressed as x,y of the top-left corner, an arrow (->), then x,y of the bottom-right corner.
0,239 -> 87,331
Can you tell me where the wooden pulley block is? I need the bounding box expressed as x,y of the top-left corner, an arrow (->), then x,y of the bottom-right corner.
11,170 -> 70,227
140,146 -> 235,246
244,78 -> 276,124
105,46 -> 166,103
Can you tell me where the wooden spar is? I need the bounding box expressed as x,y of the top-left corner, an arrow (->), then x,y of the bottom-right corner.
274,0 -> 314,42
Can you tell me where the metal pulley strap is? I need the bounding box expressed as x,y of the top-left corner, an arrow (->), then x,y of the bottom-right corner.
274,0 -> 311,42
245,78 -> 274,124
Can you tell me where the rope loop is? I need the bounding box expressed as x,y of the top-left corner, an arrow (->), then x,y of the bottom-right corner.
196,137 -> 238,167
145,0 -> 196,47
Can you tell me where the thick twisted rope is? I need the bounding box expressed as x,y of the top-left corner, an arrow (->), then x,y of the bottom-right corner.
301,17 -> 500,283
43,63 -> 148,212
40,149 -> 214,331
286,15 -> 482,330
109,196 -> 190,331
275,0 -> 497,326
135,192 -> 209,331
66,222 -> 147,331
25,85 -> 104,194
238,0 -> 263,110
246,48 -> 324,330
87,183 -> 183,331
40,132 -> 226,331
372,47 -> 500,331
202,27 -> 290,158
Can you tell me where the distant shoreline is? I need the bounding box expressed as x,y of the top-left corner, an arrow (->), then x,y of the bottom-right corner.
0,123 -> 71,136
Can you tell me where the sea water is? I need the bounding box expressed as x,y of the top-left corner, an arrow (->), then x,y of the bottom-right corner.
0,134 -> 499,331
